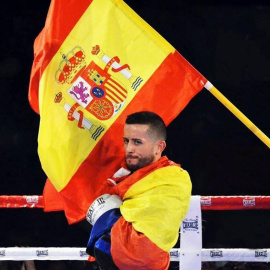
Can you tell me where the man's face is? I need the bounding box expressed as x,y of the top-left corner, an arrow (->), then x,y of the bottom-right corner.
123,124 -> 159,171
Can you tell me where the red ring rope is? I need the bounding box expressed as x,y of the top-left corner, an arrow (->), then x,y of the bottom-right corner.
0,195 -> 44,208
0,195 -> 270,210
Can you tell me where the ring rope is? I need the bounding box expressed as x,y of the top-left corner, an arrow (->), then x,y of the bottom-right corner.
172,248 -> 270,262
1,195 -> 270,210
1,195 -> 269,264
0,247 -> 269,262
0,195 -> 44,208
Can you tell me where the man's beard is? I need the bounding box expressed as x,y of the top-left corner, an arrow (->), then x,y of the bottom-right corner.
125,155 -> 155,172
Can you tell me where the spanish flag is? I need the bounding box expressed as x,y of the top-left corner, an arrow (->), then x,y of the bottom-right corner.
28,0 -> 206,224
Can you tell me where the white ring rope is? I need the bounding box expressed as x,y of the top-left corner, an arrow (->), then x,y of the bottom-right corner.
170,248 -> 270,262
0,248 -> 269,262
0,248 -> 89,261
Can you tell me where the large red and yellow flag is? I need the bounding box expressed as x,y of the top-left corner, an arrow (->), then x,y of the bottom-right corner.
29,0 -> 207,224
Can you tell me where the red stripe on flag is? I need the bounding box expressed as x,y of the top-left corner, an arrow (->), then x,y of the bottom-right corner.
106,82 -> 126,100
105,92 -> 120,103
111,217 -> 170,269
28,0 -> 93,114
108,78 -> 128,94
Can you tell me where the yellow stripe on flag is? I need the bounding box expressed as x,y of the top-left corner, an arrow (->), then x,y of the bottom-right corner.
120,166 -> 192,251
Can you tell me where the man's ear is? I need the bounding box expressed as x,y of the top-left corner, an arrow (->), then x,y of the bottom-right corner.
157,140 -> 166,155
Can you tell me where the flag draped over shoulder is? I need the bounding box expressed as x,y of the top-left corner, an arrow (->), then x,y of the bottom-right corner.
28,0 -> 207,224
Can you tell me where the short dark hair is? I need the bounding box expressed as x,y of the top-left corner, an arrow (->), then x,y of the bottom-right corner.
125,111 -> 167,141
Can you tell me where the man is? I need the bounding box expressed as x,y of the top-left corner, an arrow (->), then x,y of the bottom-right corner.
86,111 -> 191,270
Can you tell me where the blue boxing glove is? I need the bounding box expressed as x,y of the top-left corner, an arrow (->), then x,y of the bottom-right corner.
86,194 -> 122,264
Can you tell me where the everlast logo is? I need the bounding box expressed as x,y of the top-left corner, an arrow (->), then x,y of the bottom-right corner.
36,250 -> 48,257
243,198 -> 255,207
170,251 -> 179,258
183,218 -> 198,231
210,251 -> 223,258
0,250 -> 5,256
80,250 -> 88,257
255,251 -> 267,258
201,198 -> 211,206
26,196 -> 39,204
86,208 -> 94,222
86,196 -> 106,224
96,197 -> 106,205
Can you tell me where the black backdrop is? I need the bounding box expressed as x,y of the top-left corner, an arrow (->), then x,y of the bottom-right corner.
0,0 -> 270,257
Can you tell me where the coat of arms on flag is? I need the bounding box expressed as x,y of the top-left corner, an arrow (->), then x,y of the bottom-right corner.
54,45 -> 143,135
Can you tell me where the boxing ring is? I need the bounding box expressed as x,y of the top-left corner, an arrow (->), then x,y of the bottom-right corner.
0,195 -> 269,269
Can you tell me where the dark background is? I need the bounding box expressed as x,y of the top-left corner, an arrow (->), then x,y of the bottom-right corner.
0,0 -> 269,261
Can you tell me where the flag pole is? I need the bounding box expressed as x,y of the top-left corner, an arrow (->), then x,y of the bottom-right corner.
204,81 -> 270,149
